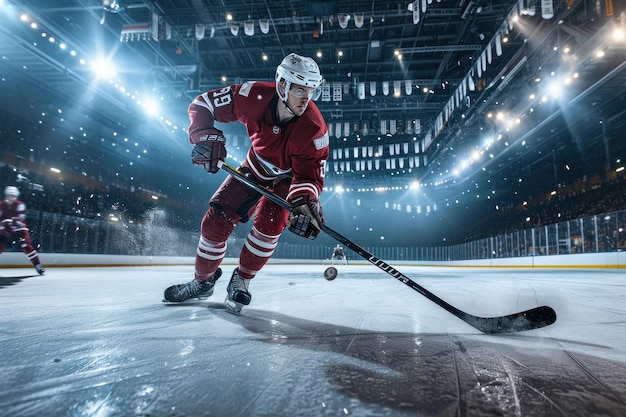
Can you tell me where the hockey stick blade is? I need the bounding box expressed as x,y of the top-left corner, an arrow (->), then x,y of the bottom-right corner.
459,305 -> 556,334
217,161 -> 557,333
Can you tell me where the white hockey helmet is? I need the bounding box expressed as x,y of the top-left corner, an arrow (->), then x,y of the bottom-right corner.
275,53 -> 323,102
4,186 -> 19,198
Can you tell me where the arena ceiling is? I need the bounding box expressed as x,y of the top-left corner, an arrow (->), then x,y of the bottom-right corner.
2,0 -> 625,213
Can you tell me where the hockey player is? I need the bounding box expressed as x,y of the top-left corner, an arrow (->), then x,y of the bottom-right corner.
331,244 -> 347,264
0,186 -> 45,275
164,53 -> 329,312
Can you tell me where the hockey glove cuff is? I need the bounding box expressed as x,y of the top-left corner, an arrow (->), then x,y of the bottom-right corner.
191,131 -> 227,174
288,195 -> 324,240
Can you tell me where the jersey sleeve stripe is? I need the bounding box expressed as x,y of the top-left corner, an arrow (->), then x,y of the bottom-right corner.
287,183 -> 320,200
191,92 -> 215,115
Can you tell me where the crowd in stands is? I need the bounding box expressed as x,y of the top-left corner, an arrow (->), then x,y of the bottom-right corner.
455,176 -> 626,244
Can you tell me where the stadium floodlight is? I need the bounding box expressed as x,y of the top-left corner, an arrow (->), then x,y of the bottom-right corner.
141,99 -> 160,117
91,58 -> 116,79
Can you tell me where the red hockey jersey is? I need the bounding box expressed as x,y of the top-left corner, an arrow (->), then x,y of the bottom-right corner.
0,199 -> 29,233
188,81 -> 329,202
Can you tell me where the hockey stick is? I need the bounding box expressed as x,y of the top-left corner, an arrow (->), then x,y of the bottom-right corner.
218,161 -> 557,334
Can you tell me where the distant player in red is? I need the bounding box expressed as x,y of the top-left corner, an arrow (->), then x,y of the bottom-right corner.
0,186 -> 45,275
164,53 -> 329,312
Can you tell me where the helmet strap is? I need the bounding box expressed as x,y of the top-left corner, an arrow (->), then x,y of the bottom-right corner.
276,79 -> 296,117
276,95 -> 296,120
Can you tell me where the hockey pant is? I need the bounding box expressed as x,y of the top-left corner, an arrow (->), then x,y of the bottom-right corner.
0,228 -> 41,267
194,170 -> 290,281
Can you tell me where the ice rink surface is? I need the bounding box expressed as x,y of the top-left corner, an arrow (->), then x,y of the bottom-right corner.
1,263 -> 625,417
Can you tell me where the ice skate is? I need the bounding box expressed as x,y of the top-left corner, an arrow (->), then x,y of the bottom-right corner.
163,268 -> 222,302
35,264 -> 45,275
224,268 -> 251,313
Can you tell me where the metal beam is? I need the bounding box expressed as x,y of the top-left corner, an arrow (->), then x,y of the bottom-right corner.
399,45 -> 483,54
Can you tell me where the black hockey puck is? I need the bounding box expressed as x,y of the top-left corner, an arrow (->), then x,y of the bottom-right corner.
324,267 -> 338,281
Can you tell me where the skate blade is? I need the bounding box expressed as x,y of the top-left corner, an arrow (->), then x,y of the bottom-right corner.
162,298 -> 183,303
162,297 -> 209,303
224,298 -> 243,314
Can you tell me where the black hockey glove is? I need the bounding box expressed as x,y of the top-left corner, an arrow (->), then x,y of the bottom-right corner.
191,132 -> 227,173
288,195 -> 324,240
